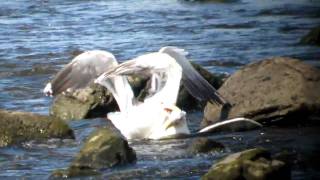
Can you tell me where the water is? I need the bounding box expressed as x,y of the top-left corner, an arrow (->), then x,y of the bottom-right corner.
0,0 -> 319,179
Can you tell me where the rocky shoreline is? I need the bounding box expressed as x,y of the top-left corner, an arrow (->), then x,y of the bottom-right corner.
1,58 -> 319,178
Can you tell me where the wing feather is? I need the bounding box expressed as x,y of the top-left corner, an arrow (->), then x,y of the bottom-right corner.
45,50 -> 117,96
159,46 -> 229,106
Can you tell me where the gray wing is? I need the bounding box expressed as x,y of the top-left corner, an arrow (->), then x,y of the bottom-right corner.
159,46 -> 229,106
46,50 -> 117,96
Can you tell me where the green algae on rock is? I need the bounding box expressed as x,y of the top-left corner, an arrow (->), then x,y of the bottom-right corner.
52,125 -> 136,178
202,148 -> 290,180
0,109 -> 74,147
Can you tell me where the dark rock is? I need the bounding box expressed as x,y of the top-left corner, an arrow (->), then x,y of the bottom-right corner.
188,137 -> 225,154
202,57 -> 320,127
0,109 -> 74,147
300,26 -> 320,46
52,125 -> 136,178
202,148 -> 290,180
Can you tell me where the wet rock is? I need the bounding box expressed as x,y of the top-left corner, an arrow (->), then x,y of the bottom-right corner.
50,77 -> 148,121
52,125 -> 136,178
202,57 -> 320,127
300,26 -> 320,46
177,62 -> 227,110
0,109 -> 74,147
188,137 -> 225,154
50,83 -> 117,121
202,148 -> 290,180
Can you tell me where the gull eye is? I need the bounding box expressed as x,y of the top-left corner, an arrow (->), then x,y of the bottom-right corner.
164,108 -> 173,113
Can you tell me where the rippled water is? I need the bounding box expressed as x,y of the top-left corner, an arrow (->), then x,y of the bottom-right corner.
0,0 -> 319,179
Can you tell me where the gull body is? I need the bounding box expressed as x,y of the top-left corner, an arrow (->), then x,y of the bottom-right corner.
44,47 -> 261,140
44,49 -> 191,139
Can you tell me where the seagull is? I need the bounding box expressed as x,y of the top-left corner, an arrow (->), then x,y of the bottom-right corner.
44,47 -> 262,139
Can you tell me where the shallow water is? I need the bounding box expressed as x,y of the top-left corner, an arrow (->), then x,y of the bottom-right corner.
0,0 -> 319,179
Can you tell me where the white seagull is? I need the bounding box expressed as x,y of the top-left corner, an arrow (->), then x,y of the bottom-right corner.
44,47 -> 262,139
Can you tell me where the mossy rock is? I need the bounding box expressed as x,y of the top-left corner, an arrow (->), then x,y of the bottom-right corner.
0,109 -> 74,147
51,125 -> 136,178
202,148 -> 290,180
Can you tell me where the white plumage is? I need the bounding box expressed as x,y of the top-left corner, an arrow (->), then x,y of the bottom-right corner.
44,47 -> 262,140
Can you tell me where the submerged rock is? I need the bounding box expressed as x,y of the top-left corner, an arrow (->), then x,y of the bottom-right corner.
188,137 -> 225,154
202,57 -> 320,127
300,26 -> 320,46
52,125 -> 136,178
0,109 -> 74,147
202,148 -> 290,180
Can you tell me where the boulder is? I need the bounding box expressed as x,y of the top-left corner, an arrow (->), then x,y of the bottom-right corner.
202,57 -> 320,127
0,109 -> 74,147
51,125 -> 136,178
188,137 -> 225,154
300,26 -> 320,46
202,148 -> 290,180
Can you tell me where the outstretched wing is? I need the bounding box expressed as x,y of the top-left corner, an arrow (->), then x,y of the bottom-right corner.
43,50 -> 117,96
159,46 -> 229,106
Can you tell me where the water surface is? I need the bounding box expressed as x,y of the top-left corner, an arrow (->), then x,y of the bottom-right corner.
0,0 -> 319,179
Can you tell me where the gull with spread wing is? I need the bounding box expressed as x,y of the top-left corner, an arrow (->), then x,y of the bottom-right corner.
44,47 -> 261,139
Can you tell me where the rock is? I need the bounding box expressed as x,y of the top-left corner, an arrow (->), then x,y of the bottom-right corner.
300,26 -> 320,46
50,77 -> 148,121
177,62 -> 227,110
243,158 -> 290,180
188,137 -> 225,154
202,148 -> 290,180
0,109 -> 74,147
202,57 -> 320,127
52,125 -> 136,178
49,83 -> 117,121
